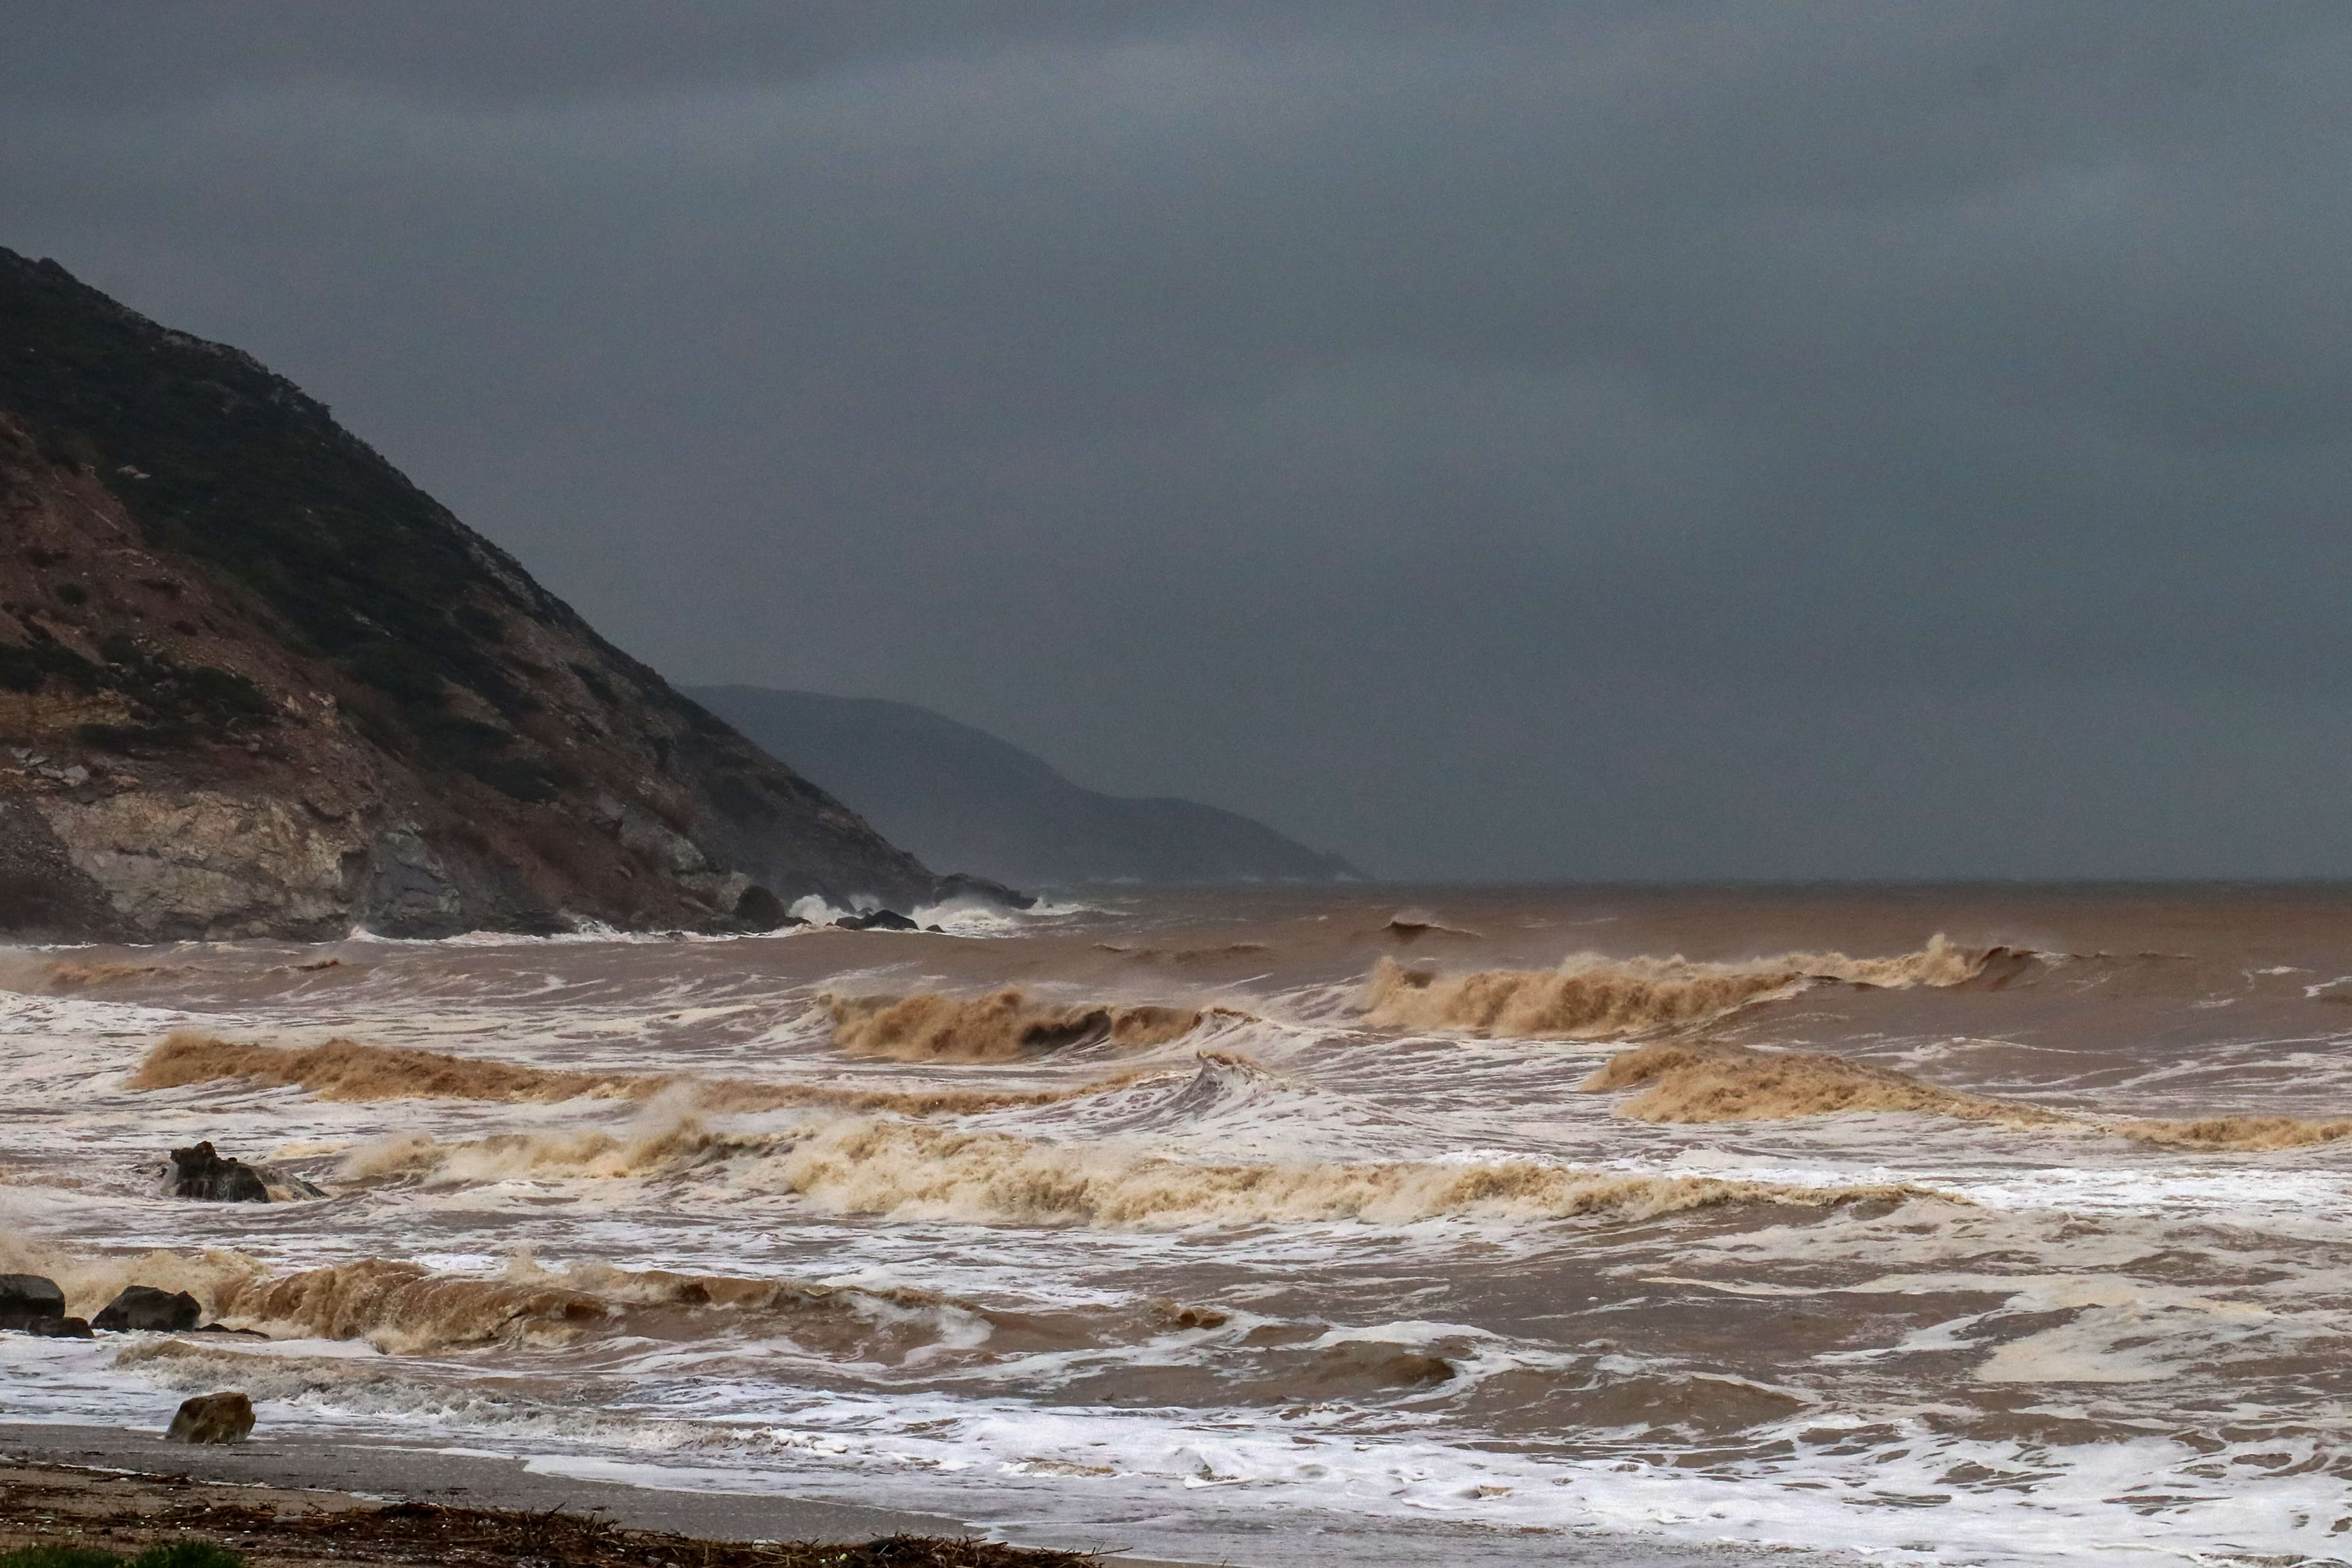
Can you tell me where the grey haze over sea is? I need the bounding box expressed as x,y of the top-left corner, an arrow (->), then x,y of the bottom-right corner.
7,3 -> 2352,881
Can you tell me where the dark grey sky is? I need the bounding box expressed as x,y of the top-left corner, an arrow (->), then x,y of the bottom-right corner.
8,1 -> 2351,880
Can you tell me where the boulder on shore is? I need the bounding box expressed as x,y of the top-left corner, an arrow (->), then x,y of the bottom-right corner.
166,1391 -> 254,1444
167,1140 -> 271,1202
93,1285 -> 202,1333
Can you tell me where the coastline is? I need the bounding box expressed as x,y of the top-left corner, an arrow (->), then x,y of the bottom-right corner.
0,1421 -> 1809,1568
0,1422 -> 1168,1566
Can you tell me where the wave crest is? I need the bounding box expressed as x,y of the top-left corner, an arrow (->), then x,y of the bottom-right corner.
1582,1041 -> 2056,1126
352,1096 -> 1940,1228
130,1033 -> 1141,1116
1362,936 -> 2011,1039
824,989 -> 1221,1062
217,1258 -> 608,1353
757,1119 -> 1939,1227
1583,1041 -> 2352,1151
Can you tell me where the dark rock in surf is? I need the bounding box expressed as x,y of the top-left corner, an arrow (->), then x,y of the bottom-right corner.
930,872 -> 1036,911
28,1315 -> 92,1338
167,1140 -> 270,1202
93,1285 -> 202,1333
732,884 -> 790,930
166,1391 -> 254,1444
0,1273 -> 66,1329
835,908 -> 919,931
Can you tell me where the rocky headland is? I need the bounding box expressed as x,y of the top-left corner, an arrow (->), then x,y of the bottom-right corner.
0,248 -> 946,940
691,684 -> 1362,887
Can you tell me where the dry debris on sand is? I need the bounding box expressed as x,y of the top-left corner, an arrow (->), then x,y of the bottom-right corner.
0,1464 -> 1099,1568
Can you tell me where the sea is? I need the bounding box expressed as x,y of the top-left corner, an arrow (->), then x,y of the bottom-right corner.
4,884 -> 2350,1566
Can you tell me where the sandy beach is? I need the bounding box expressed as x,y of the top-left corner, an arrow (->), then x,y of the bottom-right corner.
0,1418 -> 1796,1568
0,1422 -> 1135,1568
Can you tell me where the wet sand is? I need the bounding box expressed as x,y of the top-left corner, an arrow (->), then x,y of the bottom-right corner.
0,1419 -> 960,1542
0,1421 -> 1792,1568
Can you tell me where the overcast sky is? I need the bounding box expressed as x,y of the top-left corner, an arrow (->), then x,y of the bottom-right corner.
8,1 -> 2352,880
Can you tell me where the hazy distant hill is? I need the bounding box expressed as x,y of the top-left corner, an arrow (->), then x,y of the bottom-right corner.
689,686 -> 1362,888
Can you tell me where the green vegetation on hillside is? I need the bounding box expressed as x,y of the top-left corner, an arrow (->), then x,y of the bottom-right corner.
0,249 -> 571,797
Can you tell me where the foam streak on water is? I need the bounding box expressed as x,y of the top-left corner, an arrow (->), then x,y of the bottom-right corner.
6,885 -> 2352,1566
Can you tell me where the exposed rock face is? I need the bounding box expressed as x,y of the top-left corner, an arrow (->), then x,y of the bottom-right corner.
166,1391 -> 256,1444
167,1140 -> 270,1202
0,249 -> 940,939
93,1284 -> 203,1332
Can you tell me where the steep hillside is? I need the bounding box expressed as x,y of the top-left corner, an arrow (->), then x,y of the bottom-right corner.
689,686 -> 1362,887
0,249 -> 937,939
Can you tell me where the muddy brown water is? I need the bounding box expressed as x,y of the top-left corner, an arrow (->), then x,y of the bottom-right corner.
6,884 -> 2352,1565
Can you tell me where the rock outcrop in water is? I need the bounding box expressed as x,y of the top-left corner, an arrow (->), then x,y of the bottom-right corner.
0,1272 -> 87,1336
93,1284 -> 202,1333
166,1140 -> 271,1202
0,248 -> 942,939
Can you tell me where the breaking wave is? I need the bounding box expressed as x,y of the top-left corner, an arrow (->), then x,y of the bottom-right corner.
0,1232 -> 265,1322
753,1119 -> 1941,1227
1582,1041 -> 2352,1151
823,988 -> 1226,1061
217,1257 -> 608,1353
1,1234 -> 997,1356
349,1103 -> 1942,1230
2112,1112 -> 2352,1153
1582,1041 -> 2057,1127
1362,936 -> 2016,1038
130,1033 -> 1148,1117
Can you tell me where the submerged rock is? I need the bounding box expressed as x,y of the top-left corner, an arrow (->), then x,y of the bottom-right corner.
93,1285 -> 202,1333
165,1391 -> 254,1444
167,1140 -> 270,1202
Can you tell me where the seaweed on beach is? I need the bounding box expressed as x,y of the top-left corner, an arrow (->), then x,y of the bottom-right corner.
5,1487 -> 1101,1568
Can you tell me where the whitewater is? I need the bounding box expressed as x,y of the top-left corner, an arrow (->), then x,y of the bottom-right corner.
5,884 -> 2351,1566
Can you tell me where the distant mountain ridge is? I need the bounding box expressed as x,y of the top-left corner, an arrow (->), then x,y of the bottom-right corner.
0,247 -> 939,939
689,686 -> 1362,888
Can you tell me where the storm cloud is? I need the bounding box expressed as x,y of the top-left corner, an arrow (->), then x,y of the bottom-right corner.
7,1 -> 2350,878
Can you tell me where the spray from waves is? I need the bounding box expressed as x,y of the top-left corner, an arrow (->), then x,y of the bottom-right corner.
823,989 -> 1232,1061
0,1232 -> 264,1322
1583,1041 -> 2352,1151
130,1033 -> 1160,1116
1362,936 -> 2019,1039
